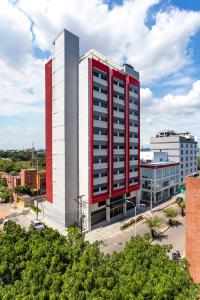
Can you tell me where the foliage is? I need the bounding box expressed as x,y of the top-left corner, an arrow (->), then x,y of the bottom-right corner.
0,221 -> 198,299
0,150 -> 46,169
30,204 -> 41,213
145,216 -> 163,239
197,156 -> 200,170
0,187 -> 11,202
178,202 -> 186,217
164,207 -> 178,226
14,184 -> 34,196
0,159 -> 27,174
0,177 -> 7,187
120,215 -> 143,230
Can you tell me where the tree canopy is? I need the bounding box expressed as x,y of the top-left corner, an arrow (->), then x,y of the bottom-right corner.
0,221 -> 198,299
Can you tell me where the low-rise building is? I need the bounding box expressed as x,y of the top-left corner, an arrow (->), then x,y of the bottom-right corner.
20,169 -> 46,192
150,130 -> 198,186
140,151 -> 179,206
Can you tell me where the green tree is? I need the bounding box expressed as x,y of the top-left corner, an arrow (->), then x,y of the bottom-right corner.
178,202 -> 186,217
145,216 -> 163,239
197,156 -> 200,170
164,207 -> 178,226
0,187 -> 11,202
0,221 -> 199,299
14,184 -> 33,196
0,177 -> 7,187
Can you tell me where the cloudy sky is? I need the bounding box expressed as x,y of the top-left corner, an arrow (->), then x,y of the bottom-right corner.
0,0 -> 200,149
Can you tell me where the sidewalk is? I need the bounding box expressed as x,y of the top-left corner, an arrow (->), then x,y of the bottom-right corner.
85,193 -> 184,243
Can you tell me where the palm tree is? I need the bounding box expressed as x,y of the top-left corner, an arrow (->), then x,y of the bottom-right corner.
178,202 -> 186,217
145,216 -> 163,240
164,208 -> 178,226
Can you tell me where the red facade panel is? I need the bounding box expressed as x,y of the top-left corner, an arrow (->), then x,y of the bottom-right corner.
90,58 -> 110,204
141,163 -> 179,169
45,59 -> 53,203
127,76 -> 140,193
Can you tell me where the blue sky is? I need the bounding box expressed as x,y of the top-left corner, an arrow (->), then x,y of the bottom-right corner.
0,0 -> 200,149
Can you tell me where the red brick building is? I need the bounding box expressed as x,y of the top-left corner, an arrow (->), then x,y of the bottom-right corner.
185,175 -> 200,283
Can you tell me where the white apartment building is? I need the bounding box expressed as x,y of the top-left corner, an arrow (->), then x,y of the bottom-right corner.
140,151 -> 179,205
45,29 -> 140,231
150,130 -> 198,186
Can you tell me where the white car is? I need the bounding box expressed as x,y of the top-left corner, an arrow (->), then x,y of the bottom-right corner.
31,220 -> 44,230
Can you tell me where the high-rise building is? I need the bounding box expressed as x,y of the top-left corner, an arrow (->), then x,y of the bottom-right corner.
150,130 -> 198,186
45,29 -> 140,231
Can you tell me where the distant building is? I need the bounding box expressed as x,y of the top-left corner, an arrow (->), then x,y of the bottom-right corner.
20,169 -> 46,192
150,130 -> 198,186
140,151 -> 179,206
185,175 -> 200,283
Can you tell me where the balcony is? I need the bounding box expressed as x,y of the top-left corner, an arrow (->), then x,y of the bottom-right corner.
93,76 -> 108,87
130,114 -> 138,121
114,136 -> 124,143
114,149 -> 125,155
129,171 -> 138,178
94,176 -> 108,185
114,123 -> 124,130
93,105 -> 107,114
94,162 -> 108,170
114,110 -> 124,119
130,91 -> 138,98
93,149 -> 107,156
93,120 -> 108,129
129,126 -> 138,133
129,102 -> 138,111
129,149 -> 138,155
130,137 -> 138,143
113,84 -> 124,94
93,134 -> 108,142
113,97 -> 124,106
130,160 -> 138,166
93,90 -> 107,101
114,173 -> 125,181
114,161 -> 124,168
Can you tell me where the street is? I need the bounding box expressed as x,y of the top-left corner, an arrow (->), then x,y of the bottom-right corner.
153,218 -> 185,258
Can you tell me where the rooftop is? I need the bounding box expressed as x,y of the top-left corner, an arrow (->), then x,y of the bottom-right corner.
141,161 -> 179,168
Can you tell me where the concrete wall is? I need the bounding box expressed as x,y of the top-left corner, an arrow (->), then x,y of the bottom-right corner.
79,58 -> 91,231
52,29 -> 79,227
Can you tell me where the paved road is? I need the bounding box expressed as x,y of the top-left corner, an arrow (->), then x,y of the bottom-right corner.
153,218 -> 185,258
100,217 -> 185,255
100,220 -> 149,253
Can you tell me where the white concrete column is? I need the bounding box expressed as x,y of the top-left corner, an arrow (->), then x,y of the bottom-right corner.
123,201 -> 127,217
106,199 -> 110,223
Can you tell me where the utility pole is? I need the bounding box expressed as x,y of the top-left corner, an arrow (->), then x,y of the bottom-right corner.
31,142 -> 35,169
74,195 -> 86,234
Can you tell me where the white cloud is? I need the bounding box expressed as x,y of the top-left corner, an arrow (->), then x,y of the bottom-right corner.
17,0 -> 200,82
0,0 -> 200,148
140,80 -> 200,146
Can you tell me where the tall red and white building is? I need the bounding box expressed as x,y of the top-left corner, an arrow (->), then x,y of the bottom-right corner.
45,29 -> 140,231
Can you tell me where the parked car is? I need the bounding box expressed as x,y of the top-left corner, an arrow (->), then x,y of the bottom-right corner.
176,197 -> 184,204
31,220 -> 44,230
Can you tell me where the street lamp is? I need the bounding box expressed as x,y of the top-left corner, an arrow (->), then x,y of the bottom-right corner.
124,198 -> 139,237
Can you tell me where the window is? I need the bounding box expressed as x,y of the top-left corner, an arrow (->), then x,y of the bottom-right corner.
93,173 -> 99,178
101,73 -> 107,81
98,201 -> 106,207
101,144 -> 107,150
93,86 -> 99,92
93,145 -> 99,149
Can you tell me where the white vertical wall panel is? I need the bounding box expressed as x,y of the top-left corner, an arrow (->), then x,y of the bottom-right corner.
79,58 -> 90,231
